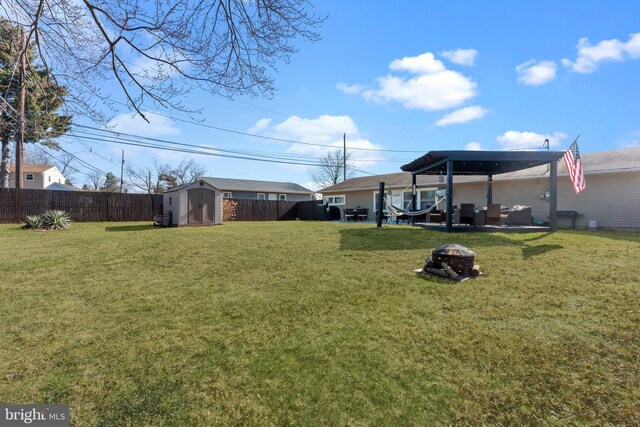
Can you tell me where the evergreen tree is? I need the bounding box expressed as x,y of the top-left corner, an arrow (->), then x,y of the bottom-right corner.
0,19 -> 72,188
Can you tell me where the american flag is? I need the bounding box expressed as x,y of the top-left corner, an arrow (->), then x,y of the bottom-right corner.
563,139 -> 585,194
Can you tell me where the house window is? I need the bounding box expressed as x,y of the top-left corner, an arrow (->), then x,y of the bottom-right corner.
257,193 -> 266,200
419,189 -> 437,210
223,192 -> 232,199
403,191 -> 413,209
49,176 -> 51,182
278,194 -> 287,201
323,195 -> 345,205
169,197 -> 172,206
25,173 -> 34,181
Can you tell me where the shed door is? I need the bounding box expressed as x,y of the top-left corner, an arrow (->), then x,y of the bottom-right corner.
188,188 -> 215,225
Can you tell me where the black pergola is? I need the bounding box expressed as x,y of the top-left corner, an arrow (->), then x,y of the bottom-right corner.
401,150 -> 565,232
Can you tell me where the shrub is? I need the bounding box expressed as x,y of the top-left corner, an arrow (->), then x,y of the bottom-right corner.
24,210 -> 72,231
25,215 -> 45,229
41,210 -> 72,230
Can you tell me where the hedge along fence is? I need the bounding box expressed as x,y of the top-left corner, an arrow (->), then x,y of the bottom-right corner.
224,199 -> 322,221
0,188 -> 162,223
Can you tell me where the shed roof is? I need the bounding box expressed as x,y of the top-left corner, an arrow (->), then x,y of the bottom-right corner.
163,179 -> 221,193
199,177 -> 313,194
401,150 -> 565,175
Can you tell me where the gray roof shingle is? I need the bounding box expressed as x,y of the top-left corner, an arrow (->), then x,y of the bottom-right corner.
200,177 -> 313,194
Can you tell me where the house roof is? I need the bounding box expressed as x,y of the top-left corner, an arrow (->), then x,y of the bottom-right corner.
199,177 -> 313,194
9,163 -> 55,173
322,147 -> 640,193
401,150 -> 565,175
45,182 -> 79,191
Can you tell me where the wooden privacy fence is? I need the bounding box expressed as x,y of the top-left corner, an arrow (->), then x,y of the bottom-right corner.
0,188 -> 162,223
227,199 -> 322,221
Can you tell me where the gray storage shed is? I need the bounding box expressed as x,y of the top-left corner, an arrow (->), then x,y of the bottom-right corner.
163,180 -> 223,226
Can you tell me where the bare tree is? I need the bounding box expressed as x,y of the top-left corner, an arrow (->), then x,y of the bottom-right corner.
170,159 -> 205,186
310,149 -> 354,190
126,162 -> 170,194
87,170 -> 103,190
0,0 -> 324,121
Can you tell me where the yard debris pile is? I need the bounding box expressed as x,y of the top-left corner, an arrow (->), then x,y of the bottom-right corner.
416,243 -> 482,282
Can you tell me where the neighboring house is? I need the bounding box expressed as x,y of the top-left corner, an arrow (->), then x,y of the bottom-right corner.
8,164 -> 67,189
199,177 -> 314,202
46,182 -> 80,191
321,148 -> 640,231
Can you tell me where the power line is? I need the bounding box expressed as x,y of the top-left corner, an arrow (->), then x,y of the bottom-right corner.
66,130 -> 328,167
101,97 -> 426,154
68,125 -> 414,165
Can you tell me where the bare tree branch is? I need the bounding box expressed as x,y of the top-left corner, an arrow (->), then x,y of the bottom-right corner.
1,0 -> 324,122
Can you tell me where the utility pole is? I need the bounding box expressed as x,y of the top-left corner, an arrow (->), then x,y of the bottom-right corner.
343,133 -> 346,182
14,27 -> 27,189
119,150 -> 124,192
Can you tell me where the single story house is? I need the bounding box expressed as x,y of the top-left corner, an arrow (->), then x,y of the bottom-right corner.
163,180 -> 223,226
199,177 -> 314,202
321,147 -> 640,231
9,164 -> 68,189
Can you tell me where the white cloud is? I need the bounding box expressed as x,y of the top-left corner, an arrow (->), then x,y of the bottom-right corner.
496,131 -> 568,150
389,52 -> 446,74
516,60 -> 557,85
440,49 -> 478,66
248,118 -> 272,134
621,140 -> 639,148
336,82 -> 367,94
465,141 -> 484,151
342,52 -> 478,111
107,111 -> 181,137
435,105 -> 489,126
258,114 -> 385,169
562,32 -> 640,73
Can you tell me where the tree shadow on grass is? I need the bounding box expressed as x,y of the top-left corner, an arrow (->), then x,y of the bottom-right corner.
523,232 -> 554,242
105,224 -> 158,232
338,226 -> 526,252
522,244 -> 564,259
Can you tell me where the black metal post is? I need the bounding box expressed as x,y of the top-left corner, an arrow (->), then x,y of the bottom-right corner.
411,174 -> 417,224
487,174 -> 493,205
549,161 -> 558,232
376,181 -> 385,228
446,160 -> 453,232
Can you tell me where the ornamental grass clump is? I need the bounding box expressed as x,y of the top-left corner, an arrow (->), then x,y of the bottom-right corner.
24,210 -> 72,230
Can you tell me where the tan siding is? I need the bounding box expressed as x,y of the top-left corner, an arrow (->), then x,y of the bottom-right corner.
325,171 -> 640,230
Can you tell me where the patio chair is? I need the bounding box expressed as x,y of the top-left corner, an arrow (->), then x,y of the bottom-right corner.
429,209 -> 444,224
460,203 -> 475,225
507,206 -> 532,226
486,203 -> 501,225
343,208 -> 355,221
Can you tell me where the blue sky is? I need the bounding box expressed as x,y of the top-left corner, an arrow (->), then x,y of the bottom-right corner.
60,0 -> 640,190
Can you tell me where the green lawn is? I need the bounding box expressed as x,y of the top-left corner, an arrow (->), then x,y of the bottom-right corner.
1,221 -> 639,425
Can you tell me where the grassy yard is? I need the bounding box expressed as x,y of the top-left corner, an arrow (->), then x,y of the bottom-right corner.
1,221 -> 639,425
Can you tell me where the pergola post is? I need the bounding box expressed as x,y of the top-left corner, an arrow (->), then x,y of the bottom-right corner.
549,161 -> 558,232
487,174 -> 493,205
411,174 -> 417,224
446,160 -> 453,232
